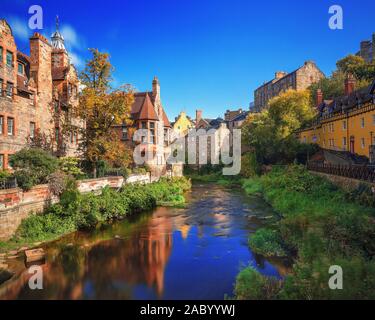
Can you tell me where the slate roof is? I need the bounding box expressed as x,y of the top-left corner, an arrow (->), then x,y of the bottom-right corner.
317,79 -> 375,117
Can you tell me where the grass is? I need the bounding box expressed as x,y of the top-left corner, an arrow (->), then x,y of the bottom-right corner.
235,165 -> 375,300
0,177 -> 191,253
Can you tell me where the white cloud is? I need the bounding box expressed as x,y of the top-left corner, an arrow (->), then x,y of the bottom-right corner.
7,16 -> 29,41
61,25 -> 84,51
69,52 -> 84,68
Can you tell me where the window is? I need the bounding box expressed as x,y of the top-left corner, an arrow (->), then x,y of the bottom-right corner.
0,116 -> 3,134
122,126 -> 128,140
74,131 -> 78,144
7,117 -> 14,136
141,121 -> 147,129
343,137 -> 347,147
0,154 -> 3,169
54,101 -> 59,113
150,122 -> 155,144
0,47 -> 3,62
30,122 -> 35,139
6,82 -> 13,97
361,118 -> 365,128
342,121 -> 347,130
0,78 -> 2,96
6,51 -> 13,68
18,63 -> 24,75
361,138 -> 365,149
55,127 -> 60,142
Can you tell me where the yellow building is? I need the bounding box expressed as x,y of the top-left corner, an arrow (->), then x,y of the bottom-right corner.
298,79 -> 375,162
172,111 -> 194,136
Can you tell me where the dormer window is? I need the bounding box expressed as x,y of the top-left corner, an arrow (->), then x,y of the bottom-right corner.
6,51 -> 13,68
18,62 -> 24,75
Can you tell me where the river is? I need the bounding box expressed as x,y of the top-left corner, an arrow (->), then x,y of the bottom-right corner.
0,183 -> 290,300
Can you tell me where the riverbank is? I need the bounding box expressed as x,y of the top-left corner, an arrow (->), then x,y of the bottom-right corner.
0,177 -> 191,255
235,165 -> 375,300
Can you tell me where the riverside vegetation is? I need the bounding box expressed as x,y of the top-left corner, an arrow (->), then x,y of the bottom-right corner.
0,176 -> 191,252
235,165 -> 375,300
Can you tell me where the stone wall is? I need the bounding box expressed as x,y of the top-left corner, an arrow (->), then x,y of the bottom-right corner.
0,185 -> 54,240
0,173 -> 153,240
310,171 -> 375,192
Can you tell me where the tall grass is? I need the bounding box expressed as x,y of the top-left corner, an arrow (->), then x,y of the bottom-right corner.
236,165 -> 375,300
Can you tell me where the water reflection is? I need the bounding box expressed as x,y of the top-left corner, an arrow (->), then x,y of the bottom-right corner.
0,184 -> 290,300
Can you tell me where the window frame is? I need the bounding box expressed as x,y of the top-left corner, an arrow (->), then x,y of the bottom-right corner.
6,51 -> 13,68
7,117 -> 14,136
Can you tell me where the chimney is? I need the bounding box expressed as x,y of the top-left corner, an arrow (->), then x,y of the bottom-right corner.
316,88 -> 323,107
152,76 -> 160,100
344,74 -> 356,96
196,110 -> 202,125
275,71 -> 286,80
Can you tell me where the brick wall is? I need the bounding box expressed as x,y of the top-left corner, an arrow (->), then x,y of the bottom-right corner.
0,173 -> 152,240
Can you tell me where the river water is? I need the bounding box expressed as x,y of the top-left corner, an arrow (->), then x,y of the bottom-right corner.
0,183 -> 289,300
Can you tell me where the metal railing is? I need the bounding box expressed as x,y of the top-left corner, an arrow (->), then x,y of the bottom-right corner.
0,177 -> 18,190
307,162 -> 375,183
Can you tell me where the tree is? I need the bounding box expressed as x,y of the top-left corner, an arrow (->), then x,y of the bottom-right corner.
73,49 -> 134,177
242,90 -> 317,165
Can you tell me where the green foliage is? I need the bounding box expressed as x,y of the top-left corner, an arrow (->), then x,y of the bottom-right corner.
241,153 -> 261,178
249,228 -> 287,257
238,166 -> 375,299
9,148 -> 58,190
242,90 -> 317,166
58,157 -> 84,178
235,267 -> 282,300
11,177 -> 191,244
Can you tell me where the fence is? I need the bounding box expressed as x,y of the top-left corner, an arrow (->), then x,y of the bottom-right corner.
0,177 -> 17,190
307,162 -> 375,183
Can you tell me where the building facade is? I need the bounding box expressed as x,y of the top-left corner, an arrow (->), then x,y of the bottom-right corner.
357,33 -> 375,63
297,77 -> 375,163
254,61 -> 325,112
112,77 -> 172,178
172,111 -> 194,137
0,19 -> 83,169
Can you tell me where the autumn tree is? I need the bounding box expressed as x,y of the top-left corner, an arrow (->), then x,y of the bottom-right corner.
242,90 -> 317,165
74,49 -> 134,177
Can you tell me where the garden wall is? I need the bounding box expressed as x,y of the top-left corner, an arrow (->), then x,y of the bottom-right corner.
0,173 -> 152,241
310,171 -> 375,192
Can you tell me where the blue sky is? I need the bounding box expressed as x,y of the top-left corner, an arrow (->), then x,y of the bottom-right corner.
1,0 -> 375,119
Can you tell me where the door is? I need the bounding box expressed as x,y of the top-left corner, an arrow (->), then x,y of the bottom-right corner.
350,136 -> 355,154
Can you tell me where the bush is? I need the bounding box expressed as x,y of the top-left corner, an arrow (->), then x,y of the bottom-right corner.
58,157 -> 84,178
10,148 -> 58,190
249,228 -> 287,257
241,153 -> 261,178
235,267 -> 281,300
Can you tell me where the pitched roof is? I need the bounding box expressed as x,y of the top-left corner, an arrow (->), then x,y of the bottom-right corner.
134,92 -> 159,121
162,109 -> 171,127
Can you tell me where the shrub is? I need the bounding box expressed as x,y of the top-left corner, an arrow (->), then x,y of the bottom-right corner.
241,153 -> 261,178
10,148 -> 58,190
235,267 -> 282,300
249,228 -> 287,257
58,157 -> 84,178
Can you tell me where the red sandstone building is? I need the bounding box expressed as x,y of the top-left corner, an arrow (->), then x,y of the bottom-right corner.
0,18 -> 84,170
112,77 -> 172,177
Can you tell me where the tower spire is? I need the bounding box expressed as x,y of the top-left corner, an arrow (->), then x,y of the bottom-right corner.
51,15 -> 66,51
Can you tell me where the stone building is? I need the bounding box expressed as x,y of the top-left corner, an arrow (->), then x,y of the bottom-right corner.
357,33 -> 375,63
0,18 -> 84,169
112,77 -> 172,178
254,61 -> 325,112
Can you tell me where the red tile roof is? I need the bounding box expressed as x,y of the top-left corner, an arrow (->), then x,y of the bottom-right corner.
132,92 -> 159,121
52,66 -> 69,80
